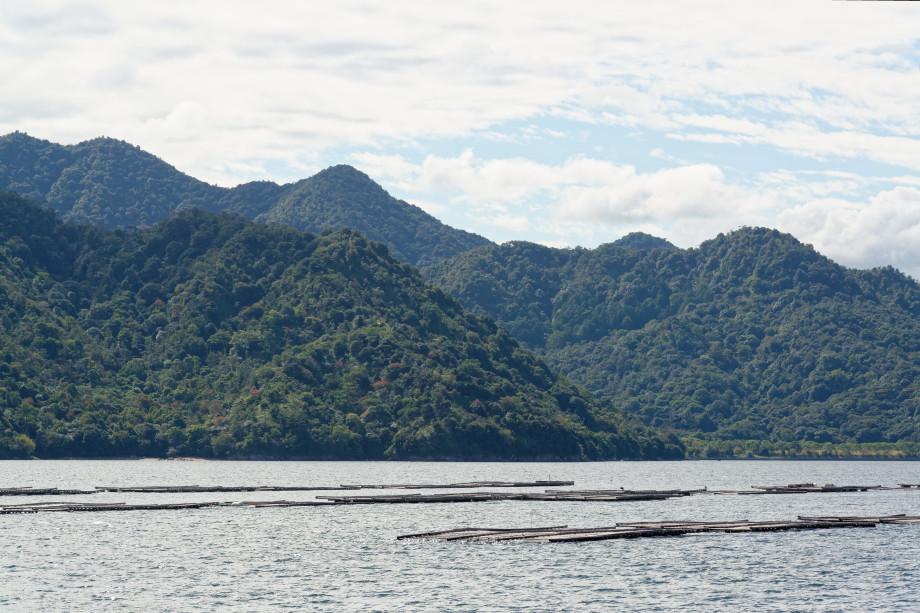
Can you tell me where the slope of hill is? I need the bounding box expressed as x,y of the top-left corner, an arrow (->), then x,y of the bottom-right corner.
0,133 -> 226,226
0,191 -> 679,460
425,228 -> 920,454
0,132 -> 491,267
257,165 -> 490,268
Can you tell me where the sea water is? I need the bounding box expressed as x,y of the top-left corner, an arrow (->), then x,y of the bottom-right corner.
1,460 -> 919,611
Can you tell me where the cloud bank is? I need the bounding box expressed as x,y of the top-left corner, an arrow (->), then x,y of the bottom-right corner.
2,0 -> 920,276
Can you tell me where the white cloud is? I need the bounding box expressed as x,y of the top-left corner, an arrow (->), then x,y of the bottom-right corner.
405,198 -> 451,218
485,214 -> 531,233
556,164 -> 755,224
2,0 -> 920,184
354,150 -> 776,247
778,187 -> 920,279
757,169 -> 884,204
134,100 -> 211,142
671,121 -> 920,171
356,150 -> 631,208
355,148 -> 920,279
3,0 -> 920,276
347,153 -> 419,183
364,150 -> 768,224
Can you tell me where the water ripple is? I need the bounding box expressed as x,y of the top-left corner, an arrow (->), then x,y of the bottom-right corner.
1,460 -> 919,611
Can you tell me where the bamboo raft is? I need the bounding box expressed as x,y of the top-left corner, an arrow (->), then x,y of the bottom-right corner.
397,515 -> 920,543
0,487 -> 97,496
0,481 -> 574,496
94,485 -> 360,493
344,480 -> 574,490
0,499 -> 334,514
747,483 -> 882,494
0,491 -> 736,513
2,482 -> 919,514
91,480 -> 574,494
316,488 -> 703,505
318,482 -> 920,505
2,483 -> 918,512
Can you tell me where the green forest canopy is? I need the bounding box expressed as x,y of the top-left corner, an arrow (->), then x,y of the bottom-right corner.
0,132 -> 491,268
425,229 -> 920,456
0,191 -> 680,460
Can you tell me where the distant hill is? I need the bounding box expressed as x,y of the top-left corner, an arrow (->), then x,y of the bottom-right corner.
612,232 -> 677,252
425,228 -> 920,455
256,165 -> 490,268
0,191 -> 679,460
0,132 -> 491,267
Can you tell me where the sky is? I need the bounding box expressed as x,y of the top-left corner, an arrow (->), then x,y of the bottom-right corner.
3,1 -> 920,276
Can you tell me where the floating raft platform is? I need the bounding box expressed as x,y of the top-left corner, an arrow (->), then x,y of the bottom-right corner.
345,480 -> 574,490
94,485 -> 360,493
318,482 -> 920,505
749,483 -> 882,494
0,491 -> 717,513
3,482 -> 918,511
398,515 -> 920,543
0,499 -> 333,514
708,482 -> 913,496
90,480 -> 573,494
0,487 -> 97,496
317,488 -> 703,505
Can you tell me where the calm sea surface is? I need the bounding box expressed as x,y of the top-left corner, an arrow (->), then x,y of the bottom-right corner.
1,460 -> 919,611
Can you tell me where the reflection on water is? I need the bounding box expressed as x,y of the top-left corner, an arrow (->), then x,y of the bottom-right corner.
1,460 -> 919,611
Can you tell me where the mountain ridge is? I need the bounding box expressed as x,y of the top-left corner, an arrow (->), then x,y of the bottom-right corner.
0,132 -> 491,267
6,131 -> 920,457
425,226 -> 920,453
0,190 -> 679,460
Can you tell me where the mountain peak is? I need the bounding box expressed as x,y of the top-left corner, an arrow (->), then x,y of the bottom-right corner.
259,163 -> 491,267
612,232 -> 676,251
314,163 -> 372,179
1,131 -> 51,146
0,136 -> 491,267
295,164 -> 390,197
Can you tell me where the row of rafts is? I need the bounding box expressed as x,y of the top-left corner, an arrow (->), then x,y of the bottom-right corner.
1,481 -> 918,512
2,482 -> 920,543
397,515 -> 920,543
2,481 -> 919,499
0,480 -> 574,496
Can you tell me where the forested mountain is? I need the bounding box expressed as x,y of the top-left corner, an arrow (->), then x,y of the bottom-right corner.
425,229 -> 920,455
0,191 -> 680,460
7,133 -> 918,458
0,132 -> 490,267
255,165 -> 490,268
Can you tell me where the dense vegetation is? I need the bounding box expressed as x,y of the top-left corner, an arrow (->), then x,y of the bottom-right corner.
0,132 -> 491,267
426,229 -> 920,455
257,165 -> 490,268
6,131 -> 918,459
0,191 -> 680,460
